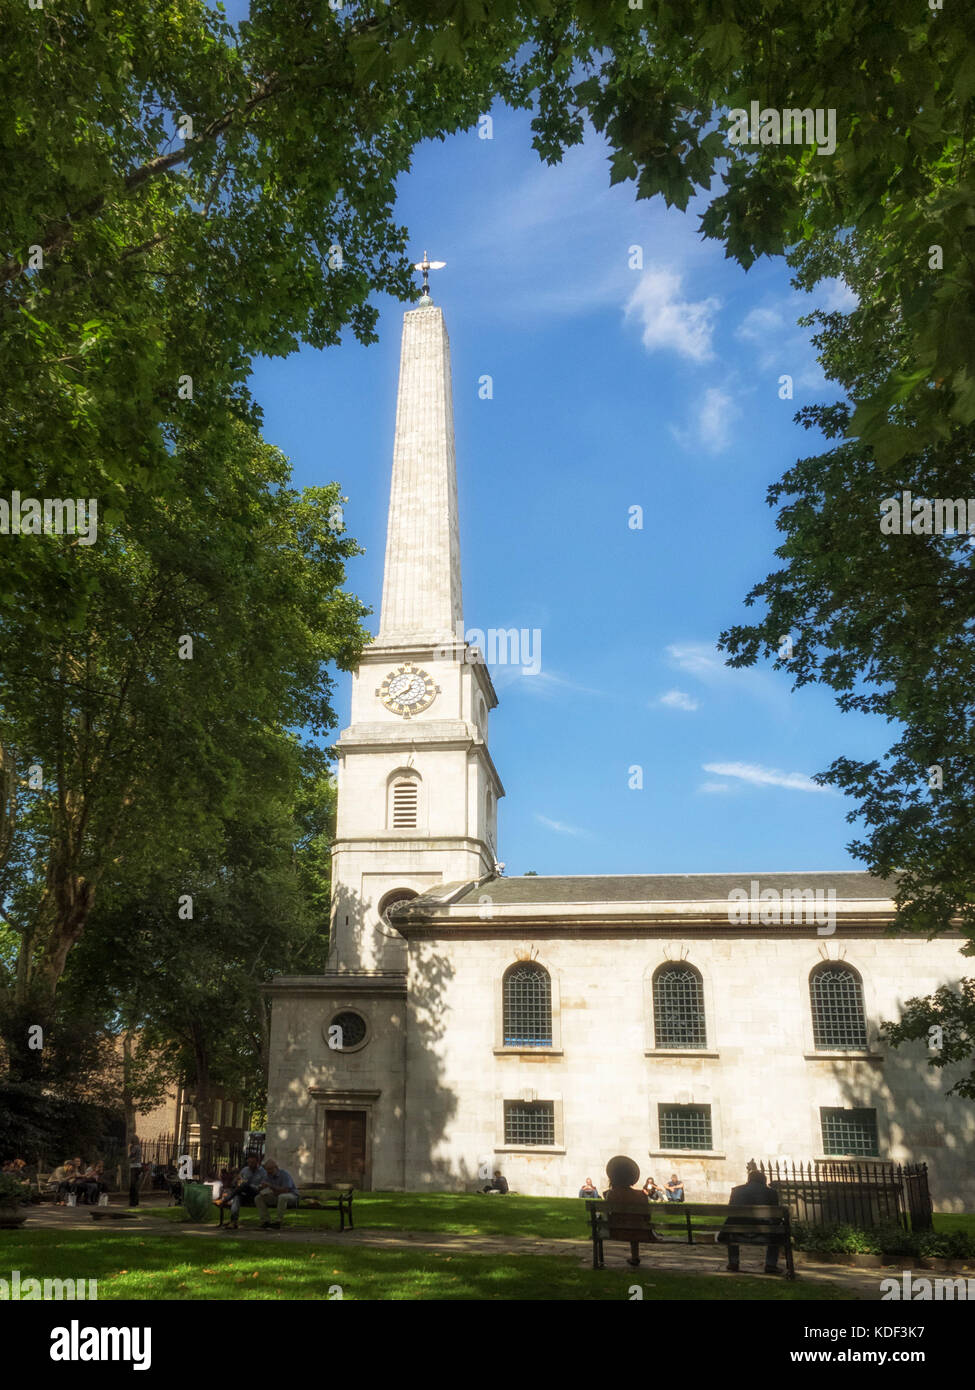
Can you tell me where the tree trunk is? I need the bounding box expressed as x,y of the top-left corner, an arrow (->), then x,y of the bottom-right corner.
191,1025 -> 214,1179
122,1029 -> 138,1185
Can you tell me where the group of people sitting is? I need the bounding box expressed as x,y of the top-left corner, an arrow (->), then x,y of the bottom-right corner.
578,1172 -> 684,1202
2,1155 -> 111,1205
214,1154 -> 300,1230
50,1157 -> 110,1205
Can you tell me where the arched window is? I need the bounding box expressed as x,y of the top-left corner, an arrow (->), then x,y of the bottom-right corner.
387,770 -> 420,829
810,965 -> 867,1050
503,963 -> 552,1047
653,965 -> 707,1049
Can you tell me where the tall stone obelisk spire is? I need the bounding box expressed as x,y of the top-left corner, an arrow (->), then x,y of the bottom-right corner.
376,296 -> 463,647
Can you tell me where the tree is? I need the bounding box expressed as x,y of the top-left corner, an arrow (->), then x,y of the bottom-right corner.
0,0 -> 526,592
62,763 -> 335,1153
0,415 -> 366,1065
718,228 -> 975,1080
719,233 -> 975,941
4,0 -> 971,608
516,0 -> 975,465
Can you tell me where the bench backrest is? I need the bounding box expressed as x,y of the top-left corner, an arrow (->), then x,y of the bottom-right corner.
587,1200 -> 789,1237
671,1203 -> 786,1220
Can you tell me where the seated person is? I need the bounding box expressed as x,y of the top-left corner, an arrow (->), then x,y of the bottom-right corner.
642,1176 -> 665,1201
665,1173 -> 685,1202
80,1162 -> 107,1205
222,1154 -> 266,1230
62,1155 -> 88,1204
578,1176 -> 600,1198
718,1162 -> 782,1275
54,1161 -> 77,1203
603,1155 -> 656,1266
255,1159 -> 300,1229
482,1170 -> 509,1194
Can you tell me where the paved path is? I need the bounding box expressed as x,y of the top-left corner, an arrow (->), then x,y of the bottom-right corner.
21,1202 -> 885,1297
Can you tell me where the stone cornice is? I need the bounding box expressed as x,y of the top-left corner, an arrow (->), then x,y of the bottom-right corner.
390,899 -> 951,936
331,834 -> 494,857
262,973 -> 408,999
333,730 -> 504,797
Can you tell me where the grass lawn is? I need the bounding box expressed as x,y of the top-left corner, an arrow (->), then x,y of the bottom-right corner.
2,1229 -> 850,1300
137,1190 -> 688,1240
135,1190 -> 975,1244
933,1212 -> 975,1237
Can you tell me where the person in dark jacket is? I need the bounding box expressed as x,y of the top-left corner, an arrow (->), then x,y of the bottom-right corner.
603,1155 -> 656,1266
718,1162 -> 782,1274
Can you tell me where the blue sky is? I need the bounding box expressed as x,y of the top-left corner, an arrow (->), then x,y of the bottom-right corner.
246,94 -> 887,877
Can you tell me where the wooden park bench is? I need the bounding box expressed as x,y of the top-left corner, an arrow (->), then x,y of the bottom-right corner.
306,1186 -> 355,1231
215,1185 -> 354,1230
31,1171 -> 60,1203
586,1200 -> 795,1278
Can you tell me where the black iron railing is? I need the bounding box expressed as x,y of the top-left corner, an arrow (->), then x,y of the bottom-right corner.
760,1159 -> 932,1231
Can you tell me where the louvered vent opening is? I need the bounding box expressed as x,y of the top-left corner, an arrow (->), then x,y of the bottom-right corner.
392,781 -> 418,828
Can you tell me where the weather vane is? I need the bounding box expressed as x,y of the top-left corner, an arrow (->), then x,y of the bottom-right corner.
413,250 -> 446,302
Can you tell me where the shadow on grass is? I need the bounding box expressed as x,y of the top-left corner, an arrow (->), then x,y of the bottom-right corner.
3,1230 -> 849,1301
135,1190 -> 654,1240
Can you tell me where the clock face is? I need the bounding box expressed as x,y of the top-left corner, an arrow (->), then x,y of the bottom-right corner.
377,663 -> 439,718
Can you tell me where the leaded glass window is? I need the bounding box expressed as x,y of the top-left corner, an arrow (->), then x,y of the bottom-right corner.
653,966 -> 707,1048
811,966 -> 867,1050
502,964 -> 552,1047
504,1101 -> 555,1146
330,1011 -> 367,1049
658,1104 -> 713,1151
820,1107 -> 879,1157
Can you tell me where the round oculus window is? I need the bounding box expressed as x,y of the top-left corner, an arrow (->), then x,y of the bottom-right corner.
328,1010 -> 368,1051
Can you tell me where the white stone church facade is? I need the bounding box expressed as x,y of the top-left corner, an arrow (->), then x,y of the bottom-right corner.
266,292 -> 975,1210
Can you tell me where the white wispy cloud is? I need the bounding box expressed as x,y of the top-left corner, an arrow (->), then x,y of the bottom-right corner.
535,813 -> 590,837
625,267 -> 721,363
701,761 -> 833,794
734,279 -> 859,392
664,642 -> 788,713
820,277 -> 858,313
669,384 -> 742,454
658,688 -> 700,711
735,299 -> 824,390
666,643 -> 728,681
493,667 -> 607,698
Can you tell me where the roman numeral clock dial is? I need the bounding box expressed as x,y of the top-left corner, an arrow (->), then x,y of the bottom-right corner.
376,663 -> 440,718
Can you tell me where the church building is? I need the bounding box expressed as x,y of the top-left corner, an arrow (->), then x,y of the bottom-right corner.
265,278 -> 975,1210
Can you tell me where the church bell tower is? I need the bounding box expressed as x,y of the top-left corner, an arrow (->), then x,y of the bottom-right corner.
328,268 -> 504,974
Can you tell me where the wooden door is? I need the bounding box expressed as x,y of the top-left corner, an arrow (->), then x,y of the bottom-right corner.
324,1110 -> 367,1188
